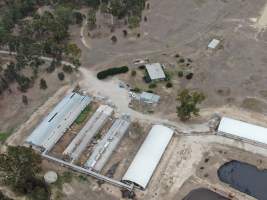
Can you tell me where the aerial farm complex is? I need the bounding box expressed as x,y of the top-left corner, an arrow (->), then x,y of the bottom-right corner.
2,0 -> 267,200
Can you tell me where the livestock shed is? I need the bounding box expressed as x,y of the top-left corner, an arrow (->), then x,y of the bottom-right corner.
218,117 -> 267,147
26,92 -> 92,151
84,115 -> 131,171
122,125 -> 174,190
145,63 -> 166,81
63,105 -> 113,162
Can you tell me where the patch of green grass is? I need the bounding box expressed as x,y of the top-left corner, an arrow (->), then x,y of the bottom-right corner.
0,131 -> 12,142
75,105 -> 91,124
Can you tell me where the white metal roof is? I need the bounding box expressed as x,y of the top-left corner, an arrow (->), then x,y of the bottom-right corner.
122,125 -> 174,189
218,117 -> 267,145
140,92 -> 160,104
26,92 -> 92,150
145,63 -> 166,80
208,39 -> 220,49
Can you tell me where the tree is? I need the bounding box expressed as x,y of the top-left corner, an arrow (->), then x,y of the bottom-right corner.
40,79 -> 47,89
22,95 -> 28,105
0,146 -> 49,199
111,35 -> 117,43
176,89 -> 205,121
65,43 -> 81,59
58,72 -> 65,81
87,9 -> 96,29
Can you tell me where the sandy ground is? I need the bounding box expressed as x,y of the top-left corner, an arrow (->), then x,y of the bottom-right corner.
258,2 -> 267,27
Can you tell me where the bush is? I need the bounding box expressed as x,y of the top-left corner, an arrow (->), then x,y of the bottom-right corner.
130,87 -> 141,93
149,83 -> 157,89
166,82 -> 173,88
178,71 -> 184,77
111,35 -> 117,43
131,70 -> 137,76
40,79 -> 47,90
179,58 -> 185,63
58,72 -> 65,81
138,65 -> 146,70
63,65 -> 73,74
186,72 -> 194,80
97,66 -> 129,80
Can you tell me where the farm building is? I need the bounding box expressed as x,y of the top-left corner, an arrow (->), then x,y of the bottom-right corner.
140,92 -> 160,104
26,92 -> 92,151
122,125 -> 174,190
145,63 -> 166,81
218,117 -> 267,147
63,105 -> 114,162
84,115 -> 131,171
208,39 -> 220,49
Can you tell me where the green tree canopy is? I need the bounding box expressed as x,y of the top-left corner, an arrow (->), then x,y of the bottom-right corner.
176,89 -> 205,121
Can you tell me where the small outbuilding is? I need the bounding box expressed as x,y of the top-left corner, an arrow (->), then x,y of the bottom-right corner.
218,117 -> 267,147
145,63 -> 166,81
208,39 -> 220,49
140,92 -> 160,104
122,125 -> 174,190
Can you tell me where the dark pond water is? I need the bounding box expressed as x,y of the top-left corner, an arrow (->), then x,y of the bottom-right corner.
218,160 -> 267,200
183,188 -> 229,200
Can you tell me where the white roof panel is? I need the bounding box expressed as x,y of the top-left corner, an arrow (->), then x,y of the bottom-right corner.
122,125 -> 174,189
218,117 -> 267,145
145,63 -> 166,80
208,39 -> 220,49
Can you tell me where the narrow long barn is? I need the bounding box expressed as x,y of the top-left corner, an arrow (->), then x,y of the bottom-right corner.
26,92 -> 92,151
122,125 -> 174,190
63,105 -> 113,162
84,115 -> 131,171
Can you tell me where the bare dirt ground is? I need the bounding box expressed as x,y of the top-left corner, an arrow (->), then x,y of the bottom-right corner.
74,0 -> 267,117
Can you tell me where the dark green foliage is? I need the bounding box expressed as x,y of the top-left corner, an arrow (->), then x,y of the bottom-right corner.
0,146 -> 49,200
178,71 -> 183,77
46,61 -> 56,73
148,83 -> 157,89
97,66 -> 129,80
22,95 -> 28,105
75,105 -> 91,124
176,89 -> 205,121
186,72 -> 194,80
63,65 -> 73,74
130,87 -> 141,93
57,72 -> 65,81
40,79 -> 47,90
0,191 -> 13,200
131,70 -> 136,76
166,82 -> 173,88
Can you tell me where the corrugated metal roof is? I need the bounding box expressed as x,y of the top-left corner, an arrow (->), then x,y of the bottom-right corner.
218,117 -> 267,145
122,125 -> 174,189
140,92 -> 160,104
84,115 -> 130,171
64,105 -> 113,161
145,63 -> 166,80
208,39 -> 220,49
26,92 -> 92,150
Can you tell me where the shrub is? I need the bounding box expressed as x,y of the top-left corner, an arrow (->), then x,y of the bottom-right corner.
166,82 -> 173,88
149,83 -> 157,89
58,72 -> 65,81
130,87 -> 141,93
63,65 -> 73,74
138,65 -> 146,70
179,58 -> 185,63
111,35 -> 117,43
131,70 -> 137,76
40,79 -> 47,90
97,66 -> 129,80
178,71 -> 184,77
186,72 -> 194,80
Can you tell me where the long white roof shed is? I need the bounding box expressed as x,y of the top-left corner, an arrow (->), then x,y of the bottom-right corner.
26,92 -> 92,151
122,125 -> 174,190
218,117 -> 267,146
